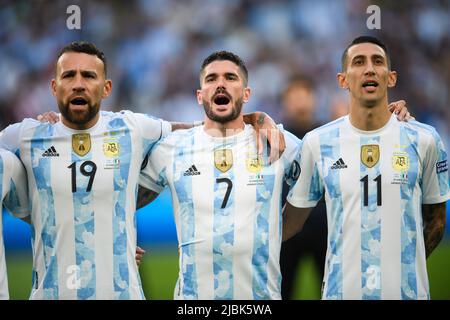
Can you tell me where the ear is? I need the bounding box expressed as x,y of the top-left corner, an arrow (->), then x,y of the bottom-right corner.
196,89 -> 203,105
337,72 -> 348,90
51,79 -> 57,97
102,79 -> 112,98
387,70 -> 397,88
243,87 -> 251,103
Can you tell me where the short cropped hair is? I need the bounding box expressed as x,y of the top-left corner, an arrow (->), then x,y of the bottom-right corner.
200,51 -> 248,86
57,41 -> 107,75
341,36 -> 391,71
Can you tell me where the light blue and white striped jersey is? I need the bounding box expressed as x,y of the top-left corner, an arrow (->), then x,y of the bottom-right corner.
140,124 -> 301,300
0,110 -> 171,300
0,149 -> 29,299
287,114 -> 450,300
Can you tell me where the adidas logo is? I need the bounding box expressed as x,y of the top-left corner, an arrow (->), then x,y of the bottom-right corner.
42,146 -> 59,157
183,165 -> 201,176
331,158 -> 347,169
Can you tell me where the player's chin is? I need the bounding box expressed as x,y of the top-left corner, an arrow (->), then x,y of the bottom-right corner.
68,111 -> 94,125
361,97 -> 379,108
213,103 -> 232,113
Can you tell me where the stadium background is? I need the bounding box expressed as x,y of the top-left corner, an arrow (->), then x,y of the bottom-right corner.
0,0 -> 449,299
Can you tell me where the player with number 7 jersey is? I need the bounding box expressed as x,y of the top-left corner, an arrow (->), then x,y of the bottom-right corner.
0,110 -> 171,299
139,124 -> 301,299
138,51 -> 302,299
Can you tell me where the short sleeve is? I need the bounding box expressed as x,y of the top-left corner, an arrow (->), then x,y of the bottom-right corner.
421,130 -> 450,204
282,130 -> 302,188
128,111 -> 171,141
0,122 -> 23,153
139,139 -> 170,193
118,111 -> 172,161
1,150 -> 30,218
287,133 -> 324,208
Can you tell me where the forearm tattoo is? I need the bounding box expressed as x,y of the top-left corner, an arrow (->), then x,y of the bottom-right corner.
422,204 -> 446,258
257,114 -> 265,126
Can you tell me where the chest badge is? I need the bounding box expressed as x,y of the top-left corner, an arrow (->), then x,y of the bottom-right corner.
246,155 -> 263,173
72,133 -> 91,157
392,152 -> 409,172
214,149 -> 233,173
103,139 -> 120,158
361,144 -> 379,168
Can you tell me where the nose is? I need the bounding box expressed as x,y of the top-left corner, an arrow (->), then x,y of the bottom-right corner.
72,74 -> 85,92
364,61 -> 375,76
216,76 -> 226,88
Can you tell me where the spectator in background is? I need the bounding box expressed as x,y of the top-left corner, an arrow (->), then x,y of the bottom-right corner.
1,1 -> 448,137
279,76 -> 327,299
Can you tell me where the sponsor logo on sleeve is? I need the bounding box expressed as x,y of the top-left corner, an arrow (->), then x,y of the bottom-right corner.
436,160 -> 448,174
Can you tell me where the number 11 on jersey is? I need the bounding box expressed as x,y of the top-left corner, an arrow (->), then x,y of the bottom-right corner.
360,174 -> 382,207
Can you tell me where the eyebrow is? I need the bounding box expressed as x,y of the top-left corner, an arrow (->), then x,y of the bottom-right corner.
61,70 -> 98,77
352,54 -> 385,61
371,54 -> 385,60
81,70 -> 98,77
204,72 -> 239,80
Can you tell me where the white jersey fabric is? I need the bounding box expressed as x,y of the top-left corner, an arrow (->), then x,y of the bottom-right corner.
0,110 -> 171,300
140,124 -> 301,300
288,114 -> 450,300
0,149 -> 29,300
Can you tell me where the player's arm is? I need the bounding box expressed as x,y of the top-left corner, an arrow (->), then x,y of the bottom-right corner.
136,186 -> 160,209
420,127 -> 449,258
283,132 -> 323,241
242,112 -> 286,163
422,202 -> 446,258
282,203 -> 312,241
1,151 -> 30,221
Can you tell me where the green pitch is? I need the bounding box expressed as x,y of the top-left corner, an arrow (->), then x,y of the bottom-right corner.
6,240 -> 450,300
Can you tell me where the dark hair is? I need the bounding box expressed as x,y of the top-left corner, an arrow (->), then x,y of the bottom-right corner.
283,75 -> 315,97
200,51 -> 248,86
57,41 -> 107,76
341,36 -> 391,71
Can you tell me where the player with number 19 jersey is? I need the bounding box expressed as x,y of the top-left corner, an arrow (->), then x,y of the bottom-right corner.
0,110 -> 171,300
140,124 -> 301,299
287,114 -> 450,300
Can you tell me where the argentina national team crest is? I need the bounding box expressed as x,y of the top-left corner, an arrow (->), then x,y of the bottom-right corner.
214,149 -> 233,173
72,133 -> 91,157
392,152 -> 409,172
361,145 -> 380,168
391,151 -> 410,184
246,154 -> 263,173
103,138 -> 120,169
103,139 -> 120,157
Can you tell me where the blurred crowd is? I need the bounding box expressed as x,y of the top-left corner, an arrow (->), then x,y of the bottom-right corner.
0,0 -> 448,146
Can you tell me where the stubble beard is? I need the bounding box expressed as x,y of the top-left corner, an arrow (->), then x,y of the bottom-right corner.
59,100 -> 100,126
203,97 -> 243,124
